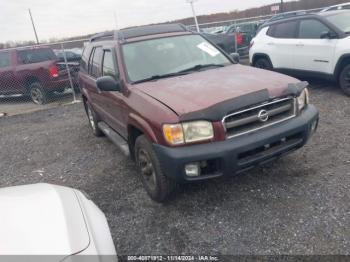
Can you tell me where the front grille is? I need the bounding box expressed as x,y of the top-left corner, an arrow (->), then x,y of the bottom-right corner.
223,97 -> 296,139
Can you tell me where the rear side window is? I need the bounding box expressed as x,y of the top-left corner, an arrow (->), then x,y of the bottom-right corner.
267,21 -> 298,38
298,19 -> 330,39
81,46 -> 92,71
102,50 -> 118,78
17,48 -> 56,64
0,51 -> 11,68
89,47 -> 103,78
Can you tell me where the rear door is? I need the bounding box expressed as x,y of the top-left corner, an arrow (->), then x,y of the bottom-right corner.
293,19 -> 337,74
264,20 -> 298,69
0,51 -> 18,94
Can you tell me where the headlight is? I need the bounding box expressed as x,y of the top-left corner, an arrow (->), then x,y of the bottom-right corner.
297,88 -> 309,111
182,121 -> 214,143
163,121 -> 214,145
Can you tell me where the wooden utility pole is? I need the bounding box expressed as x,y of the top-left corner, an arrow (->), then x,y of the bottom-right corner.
280,0 -> 284,13
28,9 -> 39,44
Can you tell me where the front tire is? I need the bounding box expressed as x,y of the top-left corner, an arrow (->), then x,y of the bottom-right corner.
135,135 -> 176,202
29,82 -> 48,105
254,57 -> 273,70
84,101 -> 104,137
339,64 -> 350,96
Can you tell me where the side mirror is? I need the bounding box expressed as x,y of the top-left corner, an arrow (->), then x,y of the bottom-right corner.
96,76 -> 121,92
320,31 -> 338,39
230,53 -> 240,63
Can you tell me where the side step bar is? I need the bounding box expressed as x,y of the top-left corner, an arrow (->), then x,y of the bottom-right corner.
97,122 -> 130,157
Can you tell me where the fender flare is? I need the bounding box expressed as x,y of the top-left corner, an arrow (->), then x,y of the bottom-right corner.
128,113 -> 159,144
334,54 -> 350,79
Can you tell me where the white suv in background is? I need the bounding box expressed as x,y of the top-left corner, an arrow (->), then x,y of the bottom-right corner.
249,10 -> 350,96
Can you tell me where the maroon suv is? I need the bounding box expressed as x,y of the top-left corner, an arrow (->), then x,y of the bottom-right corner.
0,47 -> 73,104
78,24 -> 319,202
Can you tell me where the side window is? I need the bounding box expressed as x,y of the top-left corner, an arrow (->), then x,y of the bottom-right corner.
267,25 -> 276,37
81,46 -> 92,71
87,48 -> 95,75
267,21 -> 298,39
0,51 -> 11,68
102,50 -> 118,79
17,49 -> 56,64
90,47 -> 103,78
299,20 -> 330,39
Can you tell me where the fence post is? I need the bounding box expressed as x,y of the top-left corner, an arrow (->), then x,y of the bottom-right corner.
60,43 -> 78,103
234,20 -> 238,54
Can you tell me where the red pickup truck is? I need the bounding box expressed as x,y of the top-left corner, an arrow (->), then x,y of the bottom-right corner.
0,47 -> 73,104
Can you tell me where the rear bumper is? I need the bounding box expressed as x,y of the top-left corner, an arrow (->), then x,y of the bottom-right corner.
153,105 -> 319,183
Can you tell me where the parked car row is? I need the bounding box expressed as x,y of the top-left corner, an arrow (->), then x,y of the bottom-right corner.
77,5 -> 350,203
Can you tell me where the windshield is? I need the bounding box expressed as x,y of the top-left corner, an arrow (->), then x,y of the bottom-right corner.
325,12 -> 350,33
122,34 -> 231,83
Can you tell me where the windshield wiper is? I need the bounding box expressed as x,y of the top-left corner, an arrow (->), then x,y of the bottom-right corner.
177,64 -> 226,73
132,64 -> 226,84
132,72 -> 189,84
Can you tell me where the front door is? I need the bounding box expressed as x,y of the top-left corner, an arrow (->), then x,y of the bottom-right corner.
293,19 -> 337,74
97,48 -> 127,138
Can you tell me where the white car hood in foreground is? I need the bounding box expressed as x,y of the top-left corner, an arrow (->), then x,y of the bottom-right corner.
0,183 -> 90,256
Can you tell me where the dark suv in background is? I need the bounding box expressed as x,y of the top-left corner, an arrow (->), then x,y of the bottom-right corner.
79,24 -> 318,202
0,47 -> 75,104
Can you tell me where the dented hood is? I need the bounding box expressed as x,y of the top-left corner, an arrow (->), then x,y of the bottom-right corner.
134,64 -> 300,116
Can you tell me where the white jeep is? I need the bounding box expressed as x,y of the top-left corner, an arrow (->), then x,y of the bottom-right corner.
249,10 -> 350,96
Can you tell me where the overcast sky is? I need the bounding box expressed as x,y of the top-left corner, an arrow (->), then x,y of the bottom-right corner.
0,0 -> 290,43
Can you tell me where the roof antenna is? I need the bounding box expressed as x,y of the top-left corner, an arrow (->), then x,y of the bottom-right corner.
113,11 -> 119,30
113,8 -> 125,42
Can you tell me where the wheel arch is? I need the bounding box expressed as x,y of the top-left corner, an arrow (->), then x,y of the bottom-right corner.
334,54 -> 350,81
127,114 -> 159,160
24,76 -> 41,92
252,53 -> 273,67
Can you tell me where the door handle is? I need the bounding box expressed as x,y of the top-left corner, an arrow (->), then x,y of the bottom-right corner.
296,42 -> 304,47
267,42 -> 274,45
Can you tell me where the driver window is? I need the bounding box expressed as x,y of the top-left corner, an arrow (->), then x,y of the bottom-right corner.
299,19 -> 330,39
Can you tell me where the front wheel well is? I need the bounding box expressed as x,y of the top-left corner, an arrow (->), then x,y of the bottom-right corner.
128,125 -> 144,161
335,56 -> 350,80
24,76 -> 41,92
252,54 -> 272,66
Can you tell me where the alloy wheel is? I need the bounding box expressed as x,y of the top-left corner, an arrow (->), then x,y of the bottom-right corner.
30,87 -> 44,104
137,148 -> 157,191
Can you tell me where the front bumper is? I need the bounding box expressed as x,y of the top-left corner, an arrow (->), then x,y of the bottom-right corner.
153,105 -> 319,183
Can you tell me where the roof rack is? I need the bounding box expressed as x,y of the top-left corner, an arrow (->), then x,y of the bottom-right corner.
89,24 -> 188,43
90,32 -> 116,42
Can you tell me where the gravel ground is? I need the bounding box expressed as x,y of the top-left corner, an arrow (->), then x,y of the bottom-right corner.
0,79 -> 349,256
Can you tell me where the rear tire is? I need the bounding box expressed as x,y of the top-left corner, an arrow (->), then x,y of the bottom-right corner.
254,57 -> 273,70
135,135 -> 176,202
84,100 -> 104,137
339,64 -> 350,96
29,82 -> 48,105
